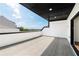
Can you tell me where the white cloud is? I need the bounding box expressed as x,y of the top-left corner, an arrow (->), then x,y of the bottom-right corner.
5,3 -> 21,19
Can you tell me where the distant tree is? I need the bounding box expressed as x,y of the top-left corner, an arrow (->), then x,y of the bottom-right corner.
19,27 -> 24,31
19,26 -> 29,31
19,26 -> 41,32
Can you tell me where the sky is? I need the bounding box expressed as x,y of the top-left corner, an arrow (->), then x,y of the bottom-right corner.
0,3 -> 48,29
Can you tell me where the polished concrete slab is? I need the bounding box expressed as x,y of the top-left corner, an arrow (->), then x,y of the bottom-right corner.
0,36 -> 54,56
0,36 -> 76,56
41,37 -> 76,56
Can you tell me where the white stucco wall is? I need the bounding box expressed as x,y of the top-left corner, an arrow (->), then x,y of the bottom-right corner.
74,16 -> 79,42
0,31 -> 42,47
0,28 -> 19,33
42,20 -> 68,38
0,16 -> 19,33
67,3 -> 79,43
42,3 -> 79,43
0,16 -> 17,28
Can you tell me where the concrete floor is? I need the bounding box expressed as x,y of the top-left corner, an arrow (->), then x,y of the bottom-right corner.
0,36 -> 54,56
41,37 -> 76,56
0,36 -> 76,56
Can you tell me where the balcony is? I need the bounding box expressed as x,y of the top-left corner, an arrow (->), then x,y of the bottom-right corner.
0,31 -> 76,56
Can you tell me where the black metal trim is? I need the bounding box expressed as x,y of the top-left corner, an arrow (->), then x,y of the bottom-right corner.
71,12 -> 79,56
71,12 -> 79,45
41,26 -> 48,31
71,18 -> 74,45
49,19 -> 67,22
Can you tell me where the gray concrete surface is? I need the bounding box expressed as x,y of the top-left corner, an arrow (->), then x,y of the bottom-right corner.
0,36 -> 54,56
41,37 -> 76,56
0,36 -> 76,56
0,32 -> 42,47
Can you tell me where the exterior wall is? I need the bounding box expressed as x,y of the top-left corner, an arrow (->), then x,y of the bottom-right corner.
0,31 -> 42,47
42,20 -> 68,38
0,29 -> 19,33
42,3 -> 79,43
0,16 -> 17,28
67,3 -> 79,43
0,16 -> 19,33
74,16 -> 79,42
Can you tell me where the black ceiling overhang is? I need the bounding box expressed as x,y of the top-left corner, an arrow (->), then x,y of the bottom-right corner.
20,3 -> 75,21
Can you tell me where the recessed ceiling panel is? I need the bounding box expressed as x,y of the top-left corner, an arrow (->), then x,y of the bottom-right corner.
20,3 -> 75,21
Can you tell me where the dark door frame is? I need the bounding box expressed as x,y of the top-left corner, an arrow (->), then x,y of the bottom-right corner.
71,12 -> 79,55
71,12 -> 79,45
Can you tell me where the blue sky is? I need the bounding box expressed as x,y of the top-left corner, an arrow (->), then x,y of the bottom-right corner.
0,3 -> 48,29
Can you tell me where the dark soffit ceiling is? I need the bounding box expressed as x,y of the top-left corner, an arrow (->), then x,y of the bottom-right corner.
20,3 -> 75,21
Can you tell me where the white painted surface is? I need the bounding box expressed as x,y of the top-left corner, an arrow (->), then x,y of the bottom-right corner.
0,16 -> 19,33
67,3 -> 79,43
42,3 -> 79,43
0,28 -> 19,33
42,20 -> 68,38
0,16 -> 17,28
74,16 -> 79,42
0,32 -> 42,47
0,36 -> 54,56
